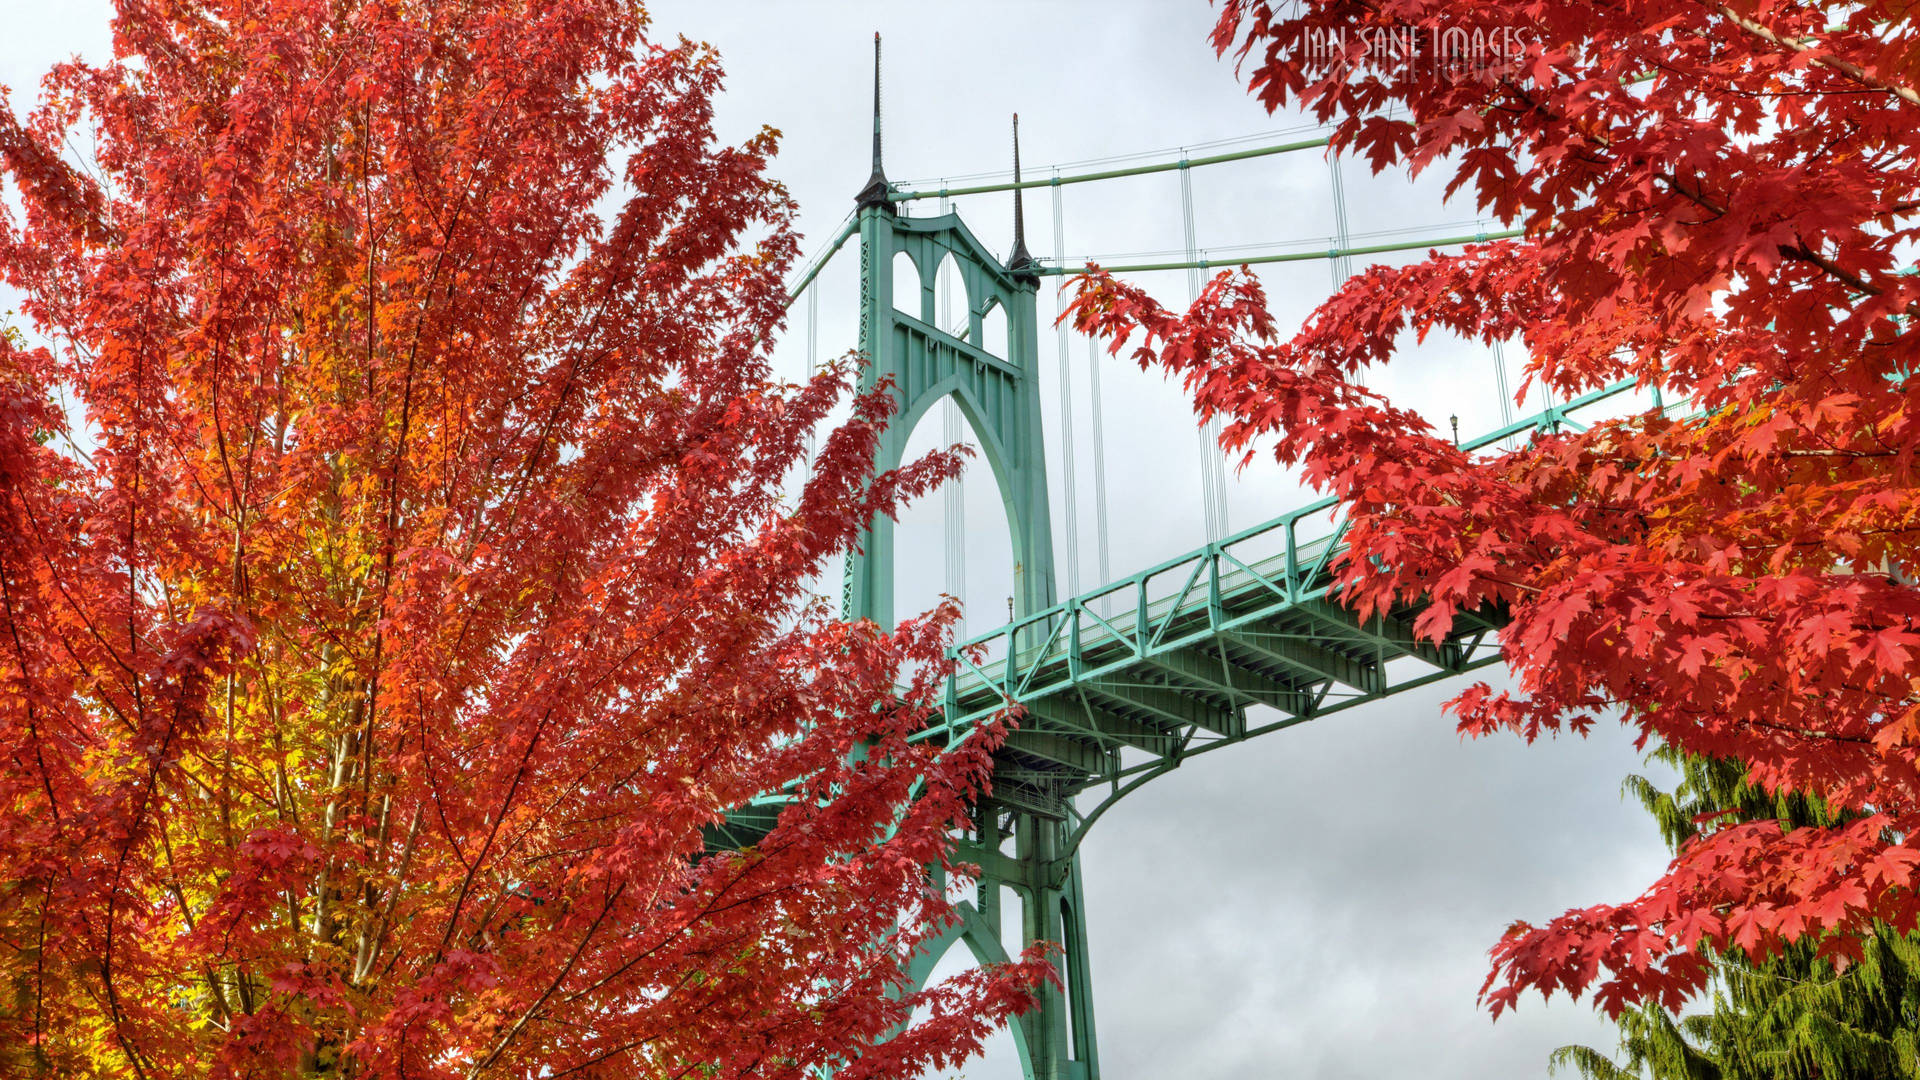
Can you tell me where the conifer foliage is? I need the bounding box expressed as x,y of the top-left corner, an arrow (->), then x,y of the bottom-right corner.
0,2 -> 1044,1076
1068,0 -> 1920,1018
1554,752 -> 1920,1080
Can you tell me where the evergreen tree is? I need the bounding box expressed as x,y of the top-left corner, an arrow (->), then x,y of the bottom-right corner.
1553,751 -> 1920,1079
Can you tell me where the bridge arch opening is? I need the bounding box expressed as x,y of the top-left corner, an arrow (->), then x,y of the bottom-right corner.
892,248 -> 924,321
934,249 -> 969,339
890,389 -> 1017,642
979,299 -> 1009,363
908,901 -> 1031,1079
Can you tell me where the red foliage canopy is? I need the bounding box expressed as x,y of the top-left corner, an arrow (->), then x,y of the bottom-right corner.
0,2 -> 1043,1076
1069,0 -> 1920,1019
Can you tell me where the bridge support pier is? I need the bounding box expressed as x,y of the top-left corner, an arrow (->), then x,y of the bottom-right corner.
944,803 -> 1100,1080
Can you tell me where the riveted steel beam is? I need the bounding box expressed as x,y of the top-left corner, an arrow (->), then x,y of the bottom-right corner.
1003,728 -> 1109,775
1293,598 -> 1452,669
987,772 -> 1071,821
1219,624 -> 1382,693
1136,645 -> 1300,722
1079,676 -> 1234,734
1026,696 -> 1173,754
954,840 -> 1035,893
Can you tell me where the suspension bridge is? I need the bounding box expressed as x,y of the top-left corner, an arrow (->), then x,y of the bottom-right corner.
713,39 -> 1671,1080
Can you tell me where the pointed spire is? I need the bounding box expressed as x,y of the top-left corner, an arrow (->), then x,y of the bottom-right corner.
855,33 -> 892,211
1007,113 -> 1036,278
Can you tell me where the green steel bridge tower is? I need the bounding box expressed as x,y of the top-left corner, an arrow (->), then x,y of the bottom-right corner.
843,95 -> 1099,1080
712,38 -> 1667,1080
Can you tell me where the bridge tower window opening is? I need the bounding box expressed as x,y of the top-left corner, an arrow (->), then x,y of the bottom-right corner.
893,248 -> 925,321
980,300 -> 1009,363
889,393 -> 1016,657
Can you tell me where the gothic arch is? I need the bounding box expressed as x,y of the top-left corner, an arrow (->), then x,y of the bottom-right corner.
906,901 -> 1037,1080
846,206 -> 1056,633
978,299 -> 1009,362
892,248 -> 924,320
933,249 -> 970,339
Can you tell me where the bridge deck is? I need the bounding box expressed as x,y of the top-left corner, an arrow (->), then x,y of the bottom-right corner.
708,377 -> 1658,847
922,489 -> 1505,820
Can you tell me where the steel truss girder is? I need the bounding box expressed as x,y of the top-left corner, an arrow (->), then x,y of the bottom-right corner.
1076,673 -> 1234,736
1026,696 -> 1172,754
1216,625 -> 1381,693
1002,728 -> 1108,774
1136,642 -> 1301,720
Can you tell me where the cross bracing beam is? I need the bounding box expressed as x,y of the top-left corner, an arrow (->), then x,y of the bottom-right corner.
1288,598 -> 1457,671
1002,728 -> 1108,774
1135,644 -> 1303,720
1215,626 -> 1380,692
986,772 -> 1073,821
1025,697 -> 1172,755
1076,676 -> 1235,736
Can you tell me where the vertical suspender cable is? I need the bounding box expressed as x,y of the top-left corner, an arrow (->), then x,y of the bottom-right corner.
804,279 -> 822,605
1086,331 -> 1113,614
938,193 -> 967,638
942,391 -> 967,637
1332,154 -> 1518,450
1533,341 -> 1557,432
1328,152 -> 1355,286
1492,338 -> 1517,451
1051,174 -> 1082,599
806,283 -> 819,466
1182,157 -> 1229,542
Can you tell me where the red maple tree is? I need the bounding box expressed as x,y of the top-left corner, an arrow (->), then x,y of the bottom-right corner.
0,2 -> 1043,1076
1069,0 -> 1920,1019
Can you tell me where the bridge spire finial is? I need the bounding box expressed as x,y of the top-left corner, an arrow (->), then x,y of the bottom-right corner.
855,33 -> 892,211
1007,113 -> 1036,278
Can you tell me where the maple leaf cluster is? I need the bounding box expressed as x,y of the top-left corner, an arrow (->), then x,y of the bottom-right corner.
0,2 -> 1044,1076
1068,0 -> 1920,1021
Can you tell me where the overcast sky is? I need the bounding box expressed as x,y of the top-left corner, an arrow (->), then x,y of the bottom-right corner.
0,4 -> 1675,1078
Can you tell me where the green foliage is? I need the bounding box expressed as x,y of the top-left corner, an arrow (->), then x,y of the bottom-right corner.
1554,751 -> 1920,1079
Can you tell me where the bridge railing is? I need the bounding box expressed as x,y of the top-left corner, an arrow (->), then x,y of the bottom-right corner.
929,375 -> 1675,737
934,499 -> 1346,733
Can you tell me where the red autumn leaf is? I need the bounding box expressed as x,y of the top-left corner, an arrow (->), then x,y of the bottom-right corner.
1072,0 -> 1920,1022
0,3 -> 1046,1076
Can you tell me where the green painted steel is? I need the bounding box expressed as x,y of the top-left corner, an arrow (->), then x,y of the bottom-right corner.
837,109 -> 1104,1080
849,174 -> 1656,1080
717,59 -> 1673,1076
704,366 -> 1657,833
703,374 -> 1653,838
915,375 -> 1649,812
872,373 -> 1654,1078
781,218 -> 1520,311
840,204 -> 1059,630
729,220 -> 1652,1080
